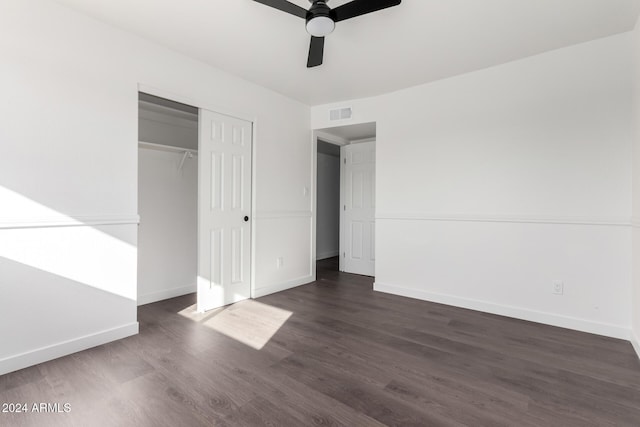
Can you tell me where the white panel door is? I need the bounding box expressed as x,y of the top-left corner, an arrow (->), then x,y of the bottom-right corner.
197,110 -> 252,312
341,141 -> 375,276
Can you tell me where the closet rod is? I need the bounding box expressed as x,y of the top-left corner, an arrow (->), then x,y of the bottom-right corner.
138,141 -> 198,155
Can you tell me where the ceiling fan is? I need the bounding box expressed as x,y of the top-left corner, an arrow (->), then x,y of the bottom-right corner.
252,0 -> 402,68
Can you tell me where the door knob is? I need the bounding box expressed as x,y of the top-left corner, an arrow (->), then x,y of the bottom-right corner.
244,216 -> 249,222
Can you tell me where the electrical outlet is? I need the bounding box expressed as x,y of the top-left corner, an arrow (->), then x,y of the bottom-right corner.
552,280 -> 564,295
277,257 -> 284,269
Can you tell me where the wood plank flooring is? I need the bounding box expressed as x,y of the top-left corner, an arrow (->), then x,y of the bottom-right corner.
2,257 -> 640,426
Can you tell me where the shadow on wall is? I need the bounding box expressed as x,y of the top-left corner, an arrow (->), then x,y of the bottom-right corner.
0,256 -> 136,361
0,183 -> 140,375
0,185 -> 137,246
0,186 -> 137,299
0,226 -> 136,300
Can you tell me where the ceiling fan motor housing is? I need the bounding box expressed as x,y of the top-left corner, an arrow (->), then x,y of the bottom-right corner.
307,0 -> 332,20
306,1 -> 335,36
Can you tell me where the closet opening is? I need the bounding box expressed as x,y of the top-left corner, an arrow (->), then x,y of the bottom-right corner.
137,92 -> 199,305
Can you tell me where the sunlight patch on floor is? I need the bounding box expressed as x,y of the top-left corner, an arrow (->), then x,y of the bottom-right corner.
178,300 -> 292,350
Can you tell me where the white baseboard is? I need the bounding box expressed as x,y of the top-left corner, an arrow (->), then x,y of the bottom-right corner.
374,282 -> 630,340
316,250 -> 339,261
632,330 -> 640,360
253,275 -> 314,298
0,322 -> 139,376
138,283 -> 196,306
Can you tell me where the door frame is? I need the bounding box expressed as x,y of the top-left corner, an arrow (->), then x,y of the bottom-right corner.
137,83 -> 259,299
311,129 -> 376,277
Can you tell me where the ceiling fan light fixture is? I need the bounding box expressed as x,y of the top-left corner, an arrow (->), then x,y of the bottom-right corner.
306,16 -> 335,37
251,0 -> 402,67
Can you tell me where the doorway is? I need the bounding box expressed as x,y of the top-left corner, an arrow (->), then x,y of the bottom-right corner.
316,140 -> 340,262
314,122 -> 376,278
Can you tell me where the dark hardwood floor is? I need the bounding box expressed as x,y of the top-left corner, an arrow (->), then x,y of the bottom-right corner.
2,257 -> 640,426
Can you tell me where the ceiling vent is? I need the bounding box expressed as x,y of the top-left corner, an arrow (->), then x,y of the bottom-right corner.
329,107 -> 352,121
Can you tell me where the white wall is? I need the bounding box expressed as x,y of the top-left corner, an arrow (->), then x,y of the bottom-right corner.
312,33 -> 634,339
138,151 -> 197,305
632,18 -> 640,358
316,152 -> 340,260
0,0 -> 310,375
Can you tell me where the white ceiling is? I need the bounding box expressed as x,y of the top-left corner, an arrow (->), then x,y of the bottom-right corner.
54,0 -> 640,105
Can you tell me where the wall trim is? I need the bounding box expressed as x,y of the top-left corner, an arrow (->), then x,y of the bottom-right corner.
376,212 -> 631,227
255,211 -> 312,220
317,250 -> 339,260
138,283 -> 196,306
374,282 -> 630,340
253,275 -> 314,298
0,322 -> 139,376
0,215 -> 140,230
632,330 -> 640,361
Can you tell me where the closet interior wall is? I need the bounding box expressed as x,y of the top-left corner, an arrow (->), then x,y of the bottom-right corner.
138,94 -> 198,305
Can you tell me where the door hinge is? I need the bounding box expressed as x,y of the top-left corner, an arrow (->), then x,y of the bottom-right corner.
343,252 -> 346,258
344,158 -> 346,165
344,205 -> 346,211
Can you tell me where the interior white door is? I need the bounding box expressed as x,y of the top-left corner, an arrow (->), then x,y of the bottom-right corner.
341,141 -> 375,276
197,109 -> 252,312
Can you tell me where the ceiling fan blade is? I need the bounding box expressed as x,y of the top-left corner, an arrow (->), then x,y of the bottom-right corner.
331,0 -> 401,22
307,36 -> 325,68
252,0 -> 307,19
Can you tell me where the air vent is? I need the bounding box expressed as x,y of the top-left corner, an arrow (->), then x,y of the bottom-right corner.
329,107 -> 352,121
